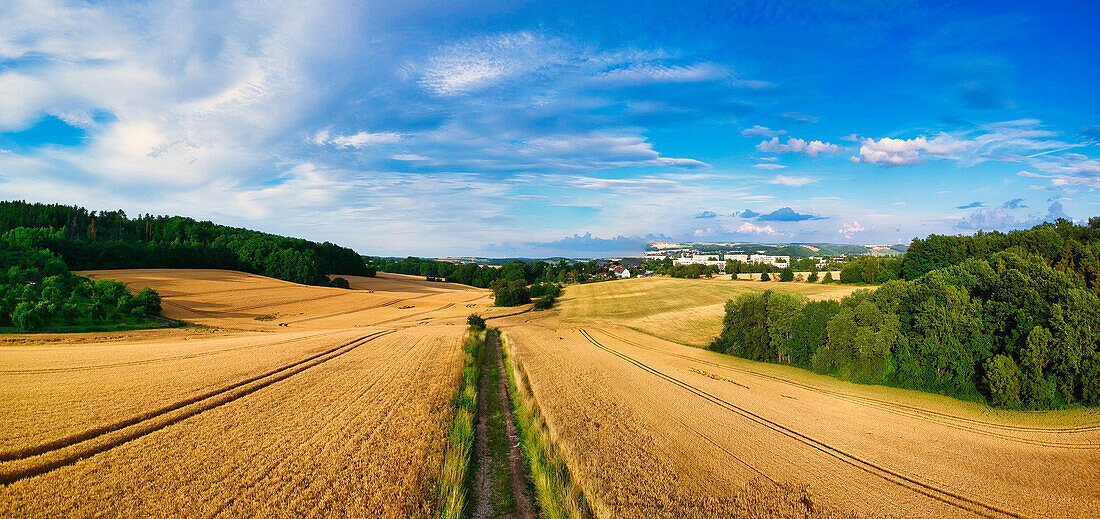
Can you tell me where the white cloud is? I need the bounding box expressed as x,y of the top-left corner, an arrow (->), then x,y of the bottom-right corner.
852,136 -> 965,166
756,137 -> 841,158
312,130 -> 402,148
741,125 -> 785,138
771,175 -> 816,187
780,112 -> 818,123
753,163 -> 786,170
521,134 -> 707,169
838,221 -> 866,238
737,222 -> 782,236
595,63 -> 726,84
853,120 -> 1074,167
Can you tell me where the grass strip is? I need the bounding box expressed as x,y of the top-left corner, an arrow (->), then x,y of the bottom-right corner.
499,330 -> 593,519
436,327 -> 484,518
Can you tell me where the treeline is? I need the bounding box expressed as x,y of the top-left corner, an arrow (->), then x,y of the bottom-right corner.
370,257 -> 608,287
713,247 -> 1100,409
2,228 -> 162,331
0,201 -> 370,286
902,218 -> 1100,291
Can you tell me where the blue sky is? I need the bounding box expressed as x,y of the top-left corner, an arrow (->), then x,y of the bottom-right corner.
1,1 -> 1097,257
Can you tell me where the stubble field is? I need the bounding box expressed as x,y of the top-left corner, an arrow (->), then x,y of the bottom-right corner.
0,269 -> 504,517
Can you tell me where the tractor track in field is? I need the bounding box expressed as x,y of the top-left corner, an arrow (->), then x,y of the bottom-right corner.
0,330 -> 348,375
596,328 -> 1100,445
578,329 -> 1026,519
0,330 -> 394,484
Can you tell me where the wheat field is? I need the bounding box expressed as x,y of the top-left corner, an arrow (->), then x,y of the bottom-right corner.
0,269 -> 498,517
559,275 -> 862,346
496,278 -> 1100,518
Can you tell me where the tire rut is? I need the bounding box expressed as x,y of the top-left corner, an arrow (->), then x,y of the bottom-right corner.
579,329 -> 1024,519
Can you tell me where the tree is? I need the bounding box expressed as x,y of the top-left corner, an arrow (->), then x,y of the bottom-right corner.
490,280 -> 530,307
822,272 -> 834,284
779,267 -> 794,282
467,314 -> 486,330
807,271 -> 819,283
760,272 -> 771,282
983,355 -> 1021,407
13,301 -> 52,331
330,277 -> 350,289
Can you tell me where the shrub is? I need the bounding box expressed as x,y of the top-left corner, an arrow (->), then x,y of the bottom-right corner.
467,314 -> 486,330
760,272 -> 771,282
822,272 -> 835,284
532,295 -> 556,310
330,277 -> 350,289
490,279 -> 530,307
807,271 -> 819,283
779,268 -> 794,282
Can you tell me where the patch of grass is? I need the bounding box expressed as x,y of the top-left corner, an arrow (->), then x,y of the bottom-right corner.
500,331 -> 592,519
484,330 -> 516,515
436,327 -> 483,519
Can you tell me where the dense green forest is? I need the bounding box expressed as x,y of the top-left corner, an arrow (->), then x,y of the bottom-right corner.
713,218 -> 1100,409
0,201 -> 370,286
2,227 -> 162,332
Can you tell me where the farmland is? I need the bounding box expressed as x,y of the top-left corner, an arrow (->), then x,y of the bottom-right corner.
559,275 -> 861,346
496,276 -> 1100,518
4,269 -> 1098,517
0,269 -> 506,516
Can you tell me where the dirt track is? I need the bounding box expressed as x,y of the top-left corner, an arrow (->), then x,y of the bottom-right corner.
496,307 -> 1100,518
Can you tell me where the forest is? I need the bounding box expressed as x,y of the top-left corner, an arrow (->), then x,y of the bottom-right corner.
0,201 -> 371,286
370,256 -> 608,287
713,218 -> 1100,409
2,227 -> 162,331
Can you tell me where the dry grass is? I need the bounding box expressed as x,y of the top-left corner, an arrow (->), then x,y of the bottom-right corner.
494,304 -> 1100,517
0,268 -> 484,517
558,275 -> 862,346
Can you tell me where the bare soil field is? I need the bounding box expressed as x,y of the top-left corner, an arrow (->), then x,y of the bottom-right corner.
559,275 -> 862,346
496,279 -> 1100,518
0,269 -> 494,516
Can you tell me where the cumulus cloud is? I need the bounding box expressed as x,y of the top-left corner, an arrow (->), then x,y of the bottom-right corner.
756,207 -> 822,222
853,120 -> 1074,167
955,202 -> 1070,231
737,222 -> 782,235
838,221 -> 866,238
1002,198 -> 1027,209
852,135 -> 965,166
956,201 -> 984,209
741,125 -> 785,138
771,175 -> 816,187
756,137 -> 840,158
738,209 -> 760,218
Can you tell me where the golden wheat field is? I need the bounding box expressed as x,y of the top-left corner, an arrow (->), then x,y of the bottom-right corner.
497,279 -> 1100,518
0,269 -> 502,517
559,275 -> 862,346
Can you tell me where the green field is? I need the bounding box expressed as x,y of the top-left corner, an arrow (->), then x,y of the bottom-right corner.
558,276 -> 862,346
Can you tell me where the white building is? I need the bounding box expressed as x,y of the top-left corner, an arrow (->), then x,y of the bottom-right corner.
611,266 -> 631,278
673,254 -> 726,268
748,255 -> 790,268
